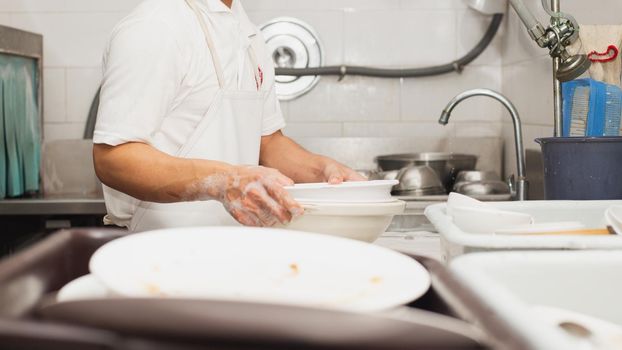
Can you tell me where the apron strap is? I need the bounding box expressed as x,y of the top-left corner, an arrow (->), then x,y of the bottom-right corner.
185,0 -> 226,89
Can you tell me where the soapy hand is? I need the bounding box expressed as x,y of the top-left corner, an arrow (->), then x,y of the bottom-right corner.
320,158 -> 368,184
191,166 -> 303,227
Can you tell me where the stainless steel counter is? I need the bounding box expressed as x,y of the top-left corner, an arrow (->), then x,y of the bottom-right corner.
0,196 -> 439,218
0,196 -> 442,259
0,196 -> 106,215
0,196 -> 442,263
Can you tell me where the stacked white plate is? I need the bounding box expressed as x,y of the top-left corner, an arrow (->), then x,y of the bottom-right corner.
283,180 -> 406,242
285,180 -> 398,203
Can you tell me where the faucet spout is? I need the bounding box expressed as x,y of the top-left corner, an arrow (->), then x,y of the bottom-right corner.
439,88 -> 528,200
438,110 -> 451,125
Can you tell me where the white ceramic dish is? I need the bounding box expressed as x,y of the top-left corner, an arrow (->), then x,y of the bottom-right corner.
282,200 -> 406,242
284,180 -> 399,203
450,205 -> 534,235
57,274 -> 112,303
90,227 -> 430,313
494,222 -> 586,235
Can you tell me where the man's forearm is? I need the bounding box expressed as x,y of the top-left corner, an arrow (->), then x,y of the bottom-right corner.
94,142 -> 302,226
93,142 -> 232,203
259,132 -> 332,183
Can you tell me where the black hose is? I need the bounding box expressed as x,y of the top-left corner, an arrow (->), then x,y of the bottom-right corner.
84,13 -> 504,139
274,13 -> 504,78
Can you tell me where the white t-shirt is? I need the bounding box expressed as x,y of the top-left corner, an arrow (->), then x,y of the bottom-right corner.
93,0 -> 285,227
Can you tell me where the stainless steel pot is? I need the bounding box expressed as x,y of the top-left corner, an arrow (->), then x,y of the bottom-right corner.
454,180 -> 511,196
454,171 -> 498,184
375,153 -> 478,189
392,165 -> 446,195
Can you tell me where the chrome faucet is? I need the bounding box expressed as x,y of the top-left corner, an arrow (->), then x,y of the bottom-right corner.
439,89 -> 528,201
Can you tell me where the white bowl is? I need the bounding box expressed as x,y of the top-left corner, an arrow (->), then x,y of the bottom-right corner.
284,180 -> 399,203
279,201 -> 406,242
451,205 -> 534,234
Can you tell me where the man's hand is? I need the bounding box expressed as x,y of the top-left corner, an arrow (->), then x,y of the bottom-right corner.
319,157 -> 368,184
188,165 -> 304,227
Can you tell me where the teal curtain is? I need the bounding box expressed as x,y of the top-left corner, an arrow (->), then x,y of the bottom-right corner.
0,54 -> 40,199
0,82 -> 4,199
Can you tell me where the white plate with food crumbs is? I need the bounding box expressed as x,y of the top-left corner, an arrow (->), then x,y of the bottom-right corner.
89,227 -> 430,312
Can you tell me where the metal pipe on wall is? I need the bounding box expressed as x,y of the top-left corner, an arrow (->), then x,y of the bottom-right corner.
274,14 -> 504,79
551,0 -> 563,137
85,13 -> 505,138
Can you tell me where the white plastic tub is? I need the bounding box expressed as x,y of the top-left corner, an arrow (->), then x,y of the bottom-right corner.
424,200 -> 622,261
450,251 -> 622,350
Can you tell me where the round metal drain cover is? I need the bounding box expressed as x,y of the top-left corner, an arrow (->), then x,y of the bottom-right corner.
260,17 -> 323,101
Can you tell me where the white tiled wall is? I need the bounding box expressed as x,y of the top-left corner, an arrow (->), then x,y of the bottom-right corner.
250,1 -> 505,139
0,0 -> 504,141
0,1 -> 141,140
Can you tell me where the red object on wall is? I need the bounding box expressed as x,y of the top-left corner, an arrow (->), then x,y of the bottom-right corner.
587,45 -> 619,63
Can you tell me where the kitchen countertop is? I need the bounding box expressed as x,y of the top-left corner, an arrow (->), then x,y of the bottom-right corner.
0,196 -> 444,261
0,194 -> 106,215
1,195 -> 443,218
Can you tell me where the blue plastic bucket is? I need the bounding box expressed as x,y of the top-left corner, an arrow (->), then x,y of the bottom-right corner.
536,137 -> 622,200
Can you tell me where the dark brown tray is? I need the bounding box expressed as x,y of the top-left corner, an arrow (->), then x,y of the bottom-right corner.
0,229 -> 528,350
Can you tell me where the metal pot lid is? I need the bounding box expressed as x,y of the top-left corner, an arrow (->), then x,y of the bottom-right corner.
260,17 -> 324,101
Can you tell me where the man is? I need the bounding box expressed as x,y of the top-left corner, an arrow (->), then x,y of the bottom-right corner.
92,0 -> 364,232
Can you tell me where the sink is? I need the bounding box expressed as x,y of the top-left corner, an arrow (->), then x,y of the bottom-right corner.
387,213 -> 436,232
451,251 -> 622,349
387,201 -> 438,232
388,213 -> 435,232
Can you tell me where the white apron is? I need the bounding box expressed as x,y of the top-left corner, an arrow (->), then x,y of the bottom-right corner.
129,0 -> 266,232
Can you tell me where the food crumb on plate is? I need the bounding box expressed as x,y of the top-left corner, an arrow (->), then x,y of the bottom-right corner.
145,283 -> 168,297
289,263 -> 299,275
370,276 -> 383,285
